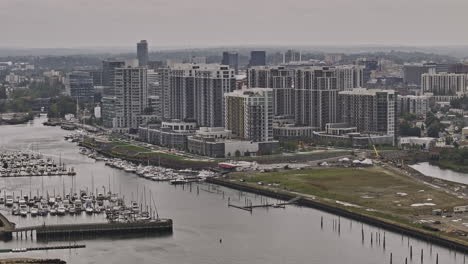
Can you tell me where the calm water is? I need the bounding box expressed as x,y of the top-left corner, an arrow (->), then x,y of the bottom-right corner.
410,162 -> 468,185
0,116 -> 463,264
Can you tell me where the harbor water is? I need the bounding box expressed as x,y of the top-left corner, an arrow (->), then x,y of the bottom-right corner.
410,162 -> 468,185
0,116 -> 464,264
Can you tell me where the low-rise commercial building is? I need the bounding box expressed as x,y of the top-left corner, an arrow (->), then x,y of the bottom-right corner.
399,137 -> 436,150
138,120 -> 197,150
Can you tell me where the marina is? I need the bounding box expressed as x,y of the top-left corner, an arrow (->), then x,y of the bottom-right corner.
0,116 -> 465,264
0,152 -> 76,178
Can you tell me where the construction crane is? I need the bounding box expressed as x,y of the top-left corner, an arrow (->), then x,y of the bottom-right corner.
367,133 -> 381,159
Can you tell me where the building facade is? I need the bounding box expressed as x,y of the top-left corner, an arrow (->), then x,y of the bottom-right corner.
65,71 -> 94,103
294,67 -> 339,129
102,96 -> 117,128
137,40 -> 148,67
399,95 -> 430,118
283,50 -> 301,63
102,60 -> 125,96
225,88 -> 274,142
161,64 -> 236,127
247,66 -> 295,117
403,63 -> 436,86
338,88 -> 398,140
249,51 -> 266,66
114,67 -> 148,130
221,51 -> 239,73
421,73 -> 467,96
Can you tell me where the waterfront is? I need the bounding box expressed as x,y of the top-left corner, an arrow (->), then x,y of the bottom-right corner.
410,162 -> 468,185
0,116 -> 464,264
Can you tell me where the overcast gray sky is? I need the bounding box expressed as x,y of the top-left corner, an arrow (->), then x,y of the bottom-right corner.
1,0 -> 468,48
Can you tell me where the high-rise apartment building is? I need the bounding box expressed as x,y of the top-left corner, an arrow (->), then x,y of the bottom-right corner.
249,51 -> 266,66
399,95 -> 430,118
335,65 -> 364,91
225,88 -> 274,142
421,72 -> 467,96
161,64 -> 236,127
147,69 -> 160,118
102,96 -> 117,128
338,88 -> 397,139
294,67 -> 339,129
247,66 -> 295,117
65,71 -> 94,103
221,52 -> 239,73
102,60 -> 125,96
247,65 -> 362,127
137,40 -> 149,67
114,67 -> 148,130
283,50 -> 301,64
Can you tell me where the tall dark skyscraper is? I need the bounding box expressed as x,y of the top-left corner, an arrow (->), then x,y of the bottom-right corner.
137,40 -> 149,67
249,51 -> 266,67
102,60 -> 125,96
221,51 -> 239,73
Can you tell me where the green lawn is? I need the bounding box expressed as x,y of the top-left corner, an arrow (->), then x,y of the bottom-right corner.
230,167 -> 466,217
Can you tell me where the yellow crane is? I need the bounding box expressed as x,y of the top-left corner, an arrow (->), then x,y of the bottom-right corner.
368,133 -> 381,159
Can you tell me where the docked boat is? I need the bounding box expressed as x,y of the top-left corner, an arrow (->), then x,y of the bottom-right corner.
57,206 -> 66,216
11,206 -> 19,216
50,207 -> 57,216
19,204 -> 28,217
170,177 -> 189,185
85,206 -> 94,215
30,206 -> 39,217
5,196 -> 13,207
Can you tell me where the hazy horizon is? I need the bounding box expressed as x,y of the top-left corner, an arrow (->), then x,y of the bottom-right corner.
2,0 -> 468,48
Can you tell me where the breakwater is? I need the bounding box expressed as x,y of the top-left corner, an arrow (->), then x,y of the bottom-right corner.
207,178 -> 468,253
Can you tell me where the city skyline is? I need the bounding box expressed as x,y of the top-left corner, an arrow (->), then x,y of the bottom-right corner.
2,0 -> 468,48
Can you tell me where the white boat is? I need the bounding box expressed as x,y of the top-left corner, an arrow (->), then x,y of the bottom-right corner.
85,206 -> 94,215
5,198 -> 14,207
11,206 -> 20,215
50,208 -> 57,216
19,204 -> 28,217
30,206 -> 39,217
170,177 -> 189,185
57,206 -> 66,216
131,202 -> 139,212
48,197 -> 56,205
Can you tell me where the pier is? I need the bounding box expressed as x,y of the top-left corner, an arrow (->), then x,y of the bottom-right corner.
228,196 -> 300,212
0,244 -> 86,253
9,219 -> 172,240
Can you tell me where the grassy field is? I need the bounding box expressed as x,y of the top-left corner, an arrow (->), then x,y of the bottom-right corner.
82,138 -> 215,169
230,167 -> 466,218
110,142 -> 153,153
